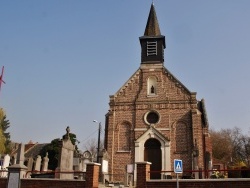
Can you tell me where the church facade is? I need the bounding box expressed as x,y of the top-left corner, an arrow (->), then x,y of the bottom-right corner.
104,4 -> 212,181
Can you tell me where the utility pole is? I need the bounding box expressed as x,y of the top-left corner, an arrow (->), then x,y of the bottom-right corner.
93,120 -> 102,163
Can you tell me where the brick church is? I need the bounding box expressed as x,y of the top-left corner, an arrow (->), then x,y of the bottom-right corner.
104,3 -> 212,181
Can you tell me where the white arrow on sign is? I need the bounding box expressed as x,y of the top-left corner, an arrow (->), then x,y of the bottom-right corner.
176,162 -> 181,171
174,159 -> 183,173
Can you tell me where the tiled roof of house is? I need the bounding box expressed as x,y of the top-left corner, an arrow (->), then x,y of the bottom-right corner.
24,143 -> 49,158
10,142 -> 49,159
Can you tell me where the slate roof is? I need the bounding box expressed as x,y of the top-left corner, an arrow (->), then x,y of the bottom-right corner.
144,3 -> 161,36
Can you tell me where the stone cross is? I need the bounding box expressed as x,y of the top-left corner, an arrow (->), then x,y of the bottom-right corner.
16,144 -> 25,165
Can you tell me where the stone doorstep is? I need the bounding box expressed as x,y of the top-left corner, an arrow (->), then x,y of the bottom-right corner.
107,183 -> 122,187
108,185 -> 125,188
99,183 -> 128,188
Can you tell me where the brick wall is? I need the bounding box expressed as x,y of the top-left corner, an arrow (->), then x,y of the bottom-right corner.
0,178 -> 7,187
0,178 -> 85,188
22,179 -> 85,188
85,163 -> 100,188
136,162 -> 151,188
146,179 -> 250,188
0,162 -> 100,188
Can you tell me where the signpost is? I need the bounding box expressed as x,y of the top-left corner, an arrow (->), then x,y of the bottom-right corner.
174,159 -> 183,188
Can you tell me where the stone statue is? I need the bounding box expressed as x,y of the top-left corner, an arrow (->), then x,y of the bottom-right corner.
63,126 -> 71,140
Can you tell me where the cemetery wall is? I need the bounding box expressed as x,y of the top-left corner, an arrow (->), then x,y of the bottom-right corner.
0,178 -> 85,188
22,179 -> 85,188
0,178 -> 7,187
0,162 -> 100,188
145,179 -> 250,188
136,162 -> 250,188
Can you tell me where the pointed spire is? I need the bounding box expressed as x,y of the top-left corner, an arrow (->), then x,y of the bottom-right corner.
140,3 -> 165,64
144,3 -> 161,36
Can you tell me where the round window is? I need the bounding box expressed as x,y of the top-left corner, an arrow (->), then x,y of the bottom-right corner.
145,111 -> 160,125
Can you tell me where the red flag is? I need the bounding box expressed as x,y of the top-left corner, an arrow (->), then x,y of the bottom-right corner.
0,66 -> 5,92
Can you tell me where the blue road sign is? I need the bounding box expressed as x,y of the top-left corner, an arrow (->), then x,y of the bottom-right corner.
174,159 -> 183,173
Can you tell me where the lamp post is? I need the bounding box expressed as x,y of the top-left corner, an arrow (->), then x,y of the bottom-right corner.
93,120 -> 101,163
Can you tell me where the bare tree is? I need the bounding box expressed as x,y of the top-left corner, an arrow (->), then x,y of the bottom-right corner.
82,138 -> 104,161
236,133 -> 250,166
210,128 -> 233,163
84,138 -> 97,155
211,127 -> 250,167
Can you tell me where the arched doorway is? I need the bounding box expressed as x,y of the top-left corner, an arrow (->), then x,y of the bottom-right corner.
144,138 -> 162,179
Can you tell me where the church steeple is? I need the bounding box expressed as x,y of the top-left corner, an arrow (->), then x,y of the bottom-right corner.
140,3 -> 166,64
144,3 -> 161,36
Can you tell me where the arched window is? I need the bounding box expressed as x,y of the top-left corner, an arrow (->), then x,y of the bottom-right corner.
147,76 -> 157,95
118,122 -> 130,151
175,122 -> 188,152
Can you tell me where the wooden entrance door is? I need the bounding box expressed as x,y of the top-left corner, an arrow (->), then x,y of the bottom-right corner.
144,138 -> 162,179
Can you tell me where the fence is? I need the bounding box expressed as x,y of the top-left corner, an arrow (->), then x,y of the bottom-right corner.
149,168 -> 250,179
136,162 -> 250,188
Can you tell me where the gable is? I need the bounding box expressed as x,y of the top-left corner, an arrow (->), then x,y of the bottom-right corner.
111,69 -> 141,102
110,64 -> 196,105
135,126 -> 169,147
163,67 -> 191,95
133,65 -> 193,103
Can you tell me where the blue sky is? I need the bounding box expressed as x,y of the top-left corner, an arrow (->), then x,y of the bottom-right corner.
0,1 -> 250,149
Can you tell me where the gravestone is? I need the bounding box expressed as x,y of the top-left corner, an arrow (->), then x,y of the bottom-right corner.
3,154 -> 10,168
1,154 -> 10,177
101,149 -> 109,173
7,171 -> 20,188
7,144 -> 27,187
16,143 -> 25,165
56,126 -> 75,179
82,150 -> 92,172
34,155 -> 42,172
73,153 -> 87,179
26,157 -> 34,178
27,157 -> 34,172
42,152 -> 49,172
10,143 -> 28,178
100,149 -> 109,184
0,154 -> 10,177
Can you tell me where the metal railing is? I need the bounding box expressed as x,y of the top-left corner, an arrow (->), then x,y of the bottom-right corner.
149,168 -> 250,179
24,170 -> 86,179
